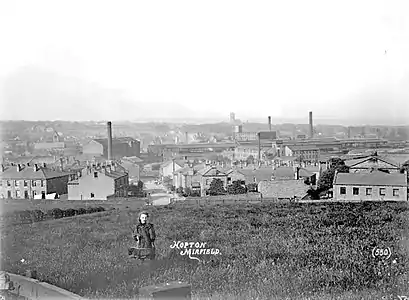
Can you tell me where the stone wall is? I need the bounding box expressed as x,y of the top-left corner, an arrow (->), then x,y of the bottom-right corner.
3,272 -> 84,300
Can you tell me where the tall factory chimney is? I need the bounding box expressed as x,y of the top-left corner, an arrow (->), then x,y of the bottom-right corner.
107,121 -> 113,161
309,111 -> 313,139
268,116 -> 272,131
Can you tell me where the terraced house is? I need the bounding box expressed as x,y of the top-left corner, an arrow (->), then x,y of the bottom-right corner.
0,163 -> 74,199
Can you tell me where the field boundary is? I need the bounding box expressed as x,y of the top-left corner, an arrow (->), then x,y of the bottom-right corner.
4,272 -> 85,300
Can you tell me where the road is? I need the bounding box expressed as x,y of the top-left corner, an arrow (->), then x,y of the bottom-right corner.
144,181 -> 174,206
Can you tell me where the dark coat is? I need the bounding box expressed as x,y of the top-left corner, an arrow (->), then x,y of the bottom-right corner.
133,223 -> 156,249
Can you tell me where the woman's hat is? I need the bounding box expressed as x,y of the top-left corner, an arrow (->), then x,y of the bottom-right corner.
138,211 -> 150,219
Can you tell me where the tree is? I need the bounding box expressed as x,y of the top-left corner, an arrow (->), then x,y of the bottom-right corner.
317,159 -> 349,192
246,183 -> 258,192
227,180 -> 247,195
176,186 -> 184,196
163,176 -> 173,189
128,180 -> 145,197
208,178 -> 226,196
183,187 -> 192,197
246,155 -> 255,165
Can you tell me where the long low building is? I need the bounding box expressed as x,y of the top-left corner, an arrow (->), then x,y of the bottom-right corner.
148,142 -> 236,156
333,171 -> 408,201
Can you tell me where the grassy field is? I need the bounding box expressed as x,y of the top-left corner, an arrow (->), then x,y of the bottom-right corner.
1,201 -> 409,300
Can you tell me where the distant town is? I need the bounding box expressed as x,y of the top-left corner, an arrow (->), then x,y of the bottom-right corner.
1,111 -> 409,202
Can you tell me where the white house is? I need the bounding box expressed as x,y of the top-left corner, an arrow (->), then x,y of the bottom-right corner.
160,160 -> 184,180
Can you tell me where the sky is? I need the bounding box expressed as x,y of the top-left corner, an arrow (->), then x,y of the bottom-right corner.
0,0 -> 408,124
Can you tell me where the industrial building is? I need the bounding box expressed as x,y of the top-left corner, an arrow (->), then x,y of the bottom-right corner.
82,122 -> 140,159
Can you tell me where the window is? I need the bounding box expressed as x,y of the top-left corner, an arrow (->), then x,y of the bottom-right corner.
32,191 -> 36,198
94,172 -> 98,178
393,189 -> 399,197
24,180 -> 28,187
14,180 -> 17,186
7,191 -> 11,198
366,188 -> 372,195
227,177 -> 231,184
24,191 -> 29,199
32,180 -> 36,187
340,187 -> 346,195
379,188 -> 386,196
41,180 -> 46,187
7,180 -> 10,187
16,190 -> 21,198
90,193 -> 95,198
353,187 -> 359,195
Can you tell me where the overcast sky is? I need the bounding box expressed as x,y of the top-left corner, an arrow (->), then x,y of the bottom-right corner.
0,0 -> 408,124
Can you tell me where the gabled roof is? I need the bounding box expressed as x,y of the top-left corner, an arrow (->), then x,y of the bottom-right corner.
298,168 -> 315,177
334,172 -> 407,187
272,167 -> 294,179
345,156 -> 399,168
201,166 -> 227,177
161,159 -> 185,168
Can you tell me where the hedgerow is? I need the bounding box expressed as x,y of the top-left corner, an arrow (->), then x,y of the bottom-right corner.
4,206 -> 106,225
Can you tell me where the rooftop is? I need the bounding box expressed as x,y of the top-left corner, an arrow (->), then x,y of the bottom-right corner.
334,172 -> 407,187
1,165 -> 74,180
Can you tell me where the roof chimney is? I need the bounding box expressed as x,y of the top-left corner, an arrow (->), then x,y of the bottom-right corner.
268,116 -> 272,131
107,121 -> 113,161
17,164 -> 23,172
309,111 -> 313,139
33,164 -> 40,172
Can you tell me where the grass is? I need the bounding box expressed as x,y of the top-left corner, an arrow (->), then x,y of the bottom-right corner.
1,201 -> 409,299
0,198 -> 146,215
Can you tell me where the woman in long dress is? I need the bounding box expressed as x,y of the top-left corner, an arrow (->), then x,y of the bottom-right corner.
131,211 -> 156,260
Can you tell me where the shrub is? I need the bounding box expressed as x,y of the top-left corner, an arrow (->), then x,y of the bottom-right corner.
96,206 -> 105,212
227,181 -> 247,195
64,209 -> 77,217
18,210 -> 33,222
48,208 -> 63,219
85,207 -> 95,214
31,210 -> 45,222
77,208 -> 86,215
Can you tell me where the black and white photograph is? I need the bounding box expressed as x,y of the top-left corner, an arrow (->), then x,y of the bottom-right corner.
0,0 -> 409,299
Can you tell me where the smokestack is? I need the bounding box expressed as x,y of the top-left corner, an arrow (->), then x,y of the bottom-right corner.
309,111 -> 313,139
268,116 -> 272,131
107,121 -> 113,161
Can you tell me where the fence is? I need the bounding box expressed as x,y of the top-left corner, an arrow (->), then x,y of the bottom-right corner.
169,193 -> 298,206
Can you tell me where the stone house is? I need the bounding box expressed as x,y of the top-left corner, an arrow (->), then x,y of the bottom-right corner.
67,162 -> 129,200
333,171 -> 408,201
